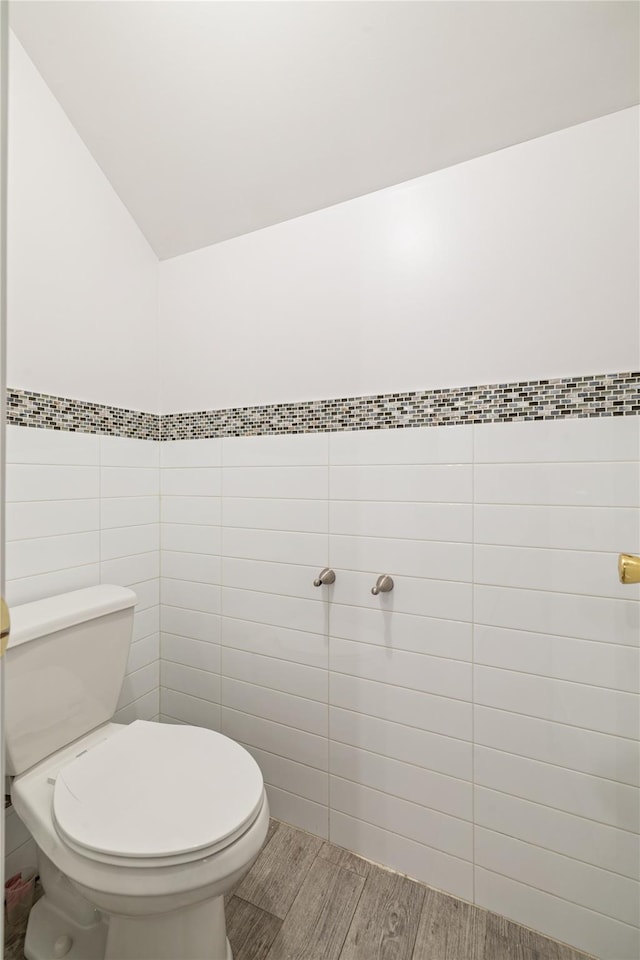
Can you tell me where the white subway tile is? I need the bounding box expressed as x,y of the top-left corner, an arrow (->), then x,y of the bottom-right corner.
161,579 -> 221,614
331,636 -> 472,702
330,812 -> 473,902
331,534 -> 472,582
160,605 -> 220,644
129,578 -> 159,611
223,466 -> 328,500
221,617 -> 328,670
223,497 -> 328,533
7,564 -> 100,606
160,438 -> 221,468
162,551 -> 221,584
118,661 -> 160,709
475,584 -> 640,647
132,605 -> 159,642
330,500 -> 472,542
7,532 -> 99,579
474,705 -> 639,786
474,745 -> 639,832
101,467 -> 158,498
330,464 -> 472,502
474,785 -> 640,881
222,587 -> 327,635
160,689 -> 220,730
113,689 -> 159,724
101,497 -> 159,528
222,646 -> 327,702
330,742 -> 472,822
475,625 -> 640,693
100,437 -> 160,468
7,464 -> 99,501
475,544 -> 637,601
161,523 -> 221,555
330,604 -> 472,661
330,706 -> 471,781
474,416 -> 640,463
5,807 -> 32,856
161,634 -> 220,673
329,426 -> 473,466
127,633 -> 159,674
241,742 -> 329,805
161,468 -> 221,497
100,524 -> 159,561
223,433 -> 328,467
6,425 -> 99,465
331,776 -> 472,862
101,552 -> 159,586
7,499 -> 99,541
264,784 -> 328,839
221,557 -> 322,601
475,867 -> 639,960
113,685 -> 160,723
475,826 -> 638,926
475,462 -> 640,507
330,672 -> 472,742
474,503 -> 640,553
160,661 -> 220,703
160,496 -> 221,526
475,665 -> 639,739
5,839 -> 38,881
221,677 -> 327,736
223,527 -> 326,566
221,706 -> 328,771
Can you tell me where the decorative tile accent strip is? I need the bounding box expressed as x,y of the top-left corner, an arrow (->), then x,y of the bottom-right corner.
160,371 -> 640,440
6,372 -> 640,440
6,389 -> 160,440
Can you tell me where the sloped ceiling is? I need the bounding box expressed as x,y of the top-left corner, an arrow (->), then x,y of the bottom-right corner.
10,1 -> 640,260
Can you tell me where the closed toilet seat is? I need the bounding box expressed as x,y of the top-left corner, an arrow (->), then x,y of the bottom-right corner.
52,720 -> 265,868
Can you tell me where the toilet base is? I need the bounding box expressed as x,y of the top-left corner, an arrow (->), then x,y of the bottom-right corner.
24,896 -> 108,960
24,893 -> 234,960
105,896 -> 232,960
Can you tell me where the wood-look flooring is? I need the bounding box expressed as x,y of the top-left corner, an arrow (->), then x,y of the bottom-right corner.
5,819 -> 597,960
227,819 -> 596,960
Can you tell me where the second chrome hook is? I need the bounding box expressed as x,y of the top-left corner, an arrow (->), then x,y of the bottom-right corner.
371,574 -> 394,596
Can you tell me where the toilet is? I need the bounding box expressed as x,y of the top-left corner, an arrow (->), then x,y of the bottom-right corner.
5,585 -> 269,960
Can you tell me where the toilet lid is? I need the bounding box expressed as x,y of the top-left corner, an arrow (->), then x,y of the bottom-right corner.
52,721 -> 264,860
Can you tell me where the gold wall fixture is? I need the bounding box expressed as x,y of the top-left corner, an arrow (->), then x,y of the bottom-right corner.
1,597 -> 10,657
618,553 -> 640,585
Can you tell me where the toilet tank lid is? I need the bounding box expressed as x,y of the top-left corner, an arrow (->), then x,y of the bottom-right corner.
10,586 -> 137,649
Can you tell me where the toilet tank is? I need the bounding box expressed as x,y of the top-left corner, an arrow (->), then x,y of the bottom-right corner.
5,585 -> 137,776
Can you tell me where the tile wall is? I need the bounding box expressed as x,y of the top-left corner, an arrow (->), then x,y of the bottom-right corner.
5,425 -> 161,722
158,417 -> 639,960
4,427 -> 161,873
3,414 -> 639,959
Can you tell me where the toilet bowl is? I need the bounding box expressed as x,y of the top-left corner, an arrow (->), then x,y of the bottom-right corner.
6,587 -> 269,960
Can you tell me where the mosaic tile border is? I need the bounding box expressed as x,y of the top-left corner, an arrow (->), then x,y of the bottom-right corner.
6,371 -> 640,441
161,371 -> 640,440
5,389 -> 159,440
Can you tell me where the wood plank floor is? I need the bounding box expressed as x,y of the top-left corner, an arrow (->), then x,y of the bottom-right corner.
227,820 -> 597,960
5,819 -> 597,960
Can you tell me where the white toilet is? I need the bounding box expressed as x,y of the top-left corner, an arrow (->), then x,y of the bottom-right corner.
6,585 -> 269,960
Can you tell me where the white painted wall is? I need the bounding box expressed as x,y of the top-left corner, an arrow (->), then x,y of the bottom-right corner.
7,35 -> 159,413
159,107 -> 640,413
